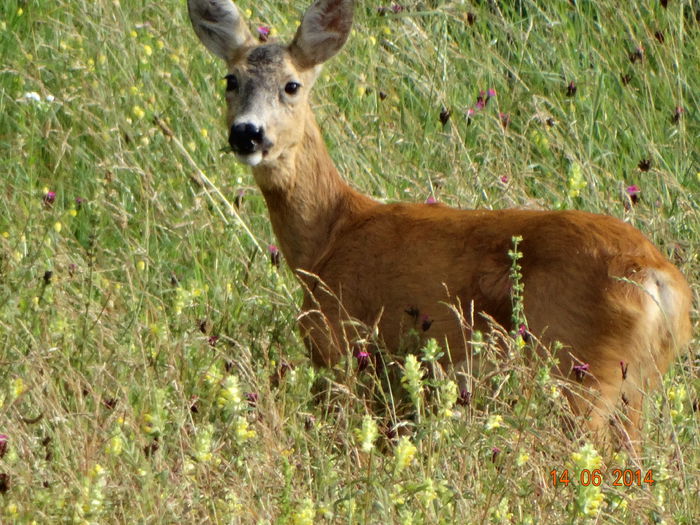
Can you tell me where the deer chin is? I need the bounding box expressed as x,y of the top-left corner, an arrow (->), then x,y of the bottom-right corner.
236,151 -> 264,167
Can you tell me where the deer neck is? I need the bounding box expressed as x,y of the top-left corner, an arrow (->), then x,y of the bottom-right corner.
251,107 -> 373,271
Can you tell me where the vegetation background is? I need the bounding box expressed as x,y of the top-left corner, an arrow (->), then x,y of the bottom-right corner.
0,0 -> 698,522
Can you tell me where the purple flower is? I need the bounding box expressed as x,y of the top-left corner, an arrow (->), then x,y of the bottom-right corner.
620,361 -> 628,380
207,335 -> 219,347
257,26 -> 271,41
43,191 -> 56,206
457,389 -> 471,406
354,349 -> 370,371
500,175 -> 509,184
487,88 -> 497,98
573,363 -> 590,381
625,184 -> 641,205
499,113 -> 510,128
517,323 -> 530,342
245,392 -> 259,406
491,446 -> 501,462
425,195 -> 437,204
475,99 -> 485,111
268,244 -> 281,267
566,80 -> 577,97
0,434 -> 7,458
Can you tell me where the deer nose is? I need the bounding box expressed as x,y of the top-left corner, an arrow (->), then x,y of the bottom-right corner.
229,122 -> 265,155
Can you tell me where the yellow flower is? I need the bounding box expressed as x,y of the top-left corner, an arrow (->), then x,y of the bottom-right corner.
485,414 -> 503,430
292,498 -> 315,525
12,378 -> 26,398
136,260 -> 146,271
132,105 -> 145,119
394,436 -> 417,473
142,44 -> 153,56
234,416 -> 256,443
516,452 -> 529,466
54,221 -> 62,233
355,414 -> 378,453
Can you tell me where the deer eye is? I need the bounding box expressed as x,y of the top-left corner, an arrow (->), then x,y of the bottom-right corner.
284,81 -> 301,95
224,74 -> 239,92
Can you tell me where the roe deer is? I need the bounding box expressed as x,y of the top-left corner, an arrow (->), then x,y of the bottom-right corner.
187,0 -> 692,448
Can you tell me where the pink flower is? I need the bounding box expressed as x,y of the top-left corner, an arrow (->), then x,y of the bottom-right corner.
573,363 -> 590,381
43,191 -> 56,206
257,26 -> 271,41
425,195 -> 437,204
500,175 -> 509,184
354,349 -> 370,371
268,244 -> 280,267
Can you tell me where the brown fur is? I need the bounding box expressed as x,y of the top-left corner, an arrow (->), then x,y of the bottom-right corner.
188,0 -> 693,449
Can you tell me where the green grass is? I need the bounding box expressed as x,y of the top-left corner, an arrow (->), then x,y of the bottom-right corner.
1,0 -> 698,522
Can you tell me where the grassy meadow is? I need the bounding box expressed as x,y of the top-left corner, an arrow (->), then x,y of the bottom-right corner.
1,0 -> 699,522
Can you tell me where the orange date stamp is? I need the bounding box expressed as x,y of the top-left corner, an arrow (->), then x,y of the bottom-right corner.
550,469 -> 655,487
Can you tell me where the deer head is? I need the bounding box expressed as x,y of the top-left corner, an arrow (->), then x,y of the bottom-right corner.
188,0 -> 354,170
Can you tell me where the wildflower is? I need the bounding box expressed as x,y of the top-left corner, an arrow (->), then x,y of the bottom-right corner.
132,105 -> 145,119
566,80 -> 577,97
257,26 -> 271,41
671,106 -> 683,124
142,44 -> 153,56
136,260 -> 146,271
485,414 -> 503,430
457,388 -> 471,406
500,175 -> 509,184
292,498 -> 315,525
638,159 -> 652,171
22,91 -> 41,102
0,435 -> 7,458
53,221 -> 62,233
570,443 -> 603,518
439,107 -> 451,126
402,354 -> 423,412
567,162 -> 587,198
105,434 -> 123,456
268,243 -> 280,267
356,414 -> 379,453
629,46 -> 644,63
194,424 -> 214,462
517,323 -> 529,342
234,416 -> 256,442
354,348 -> 370,371
420,314 -> 432,331
499,113 -> 510,128
11,378 -> 26,399
217,374 -> 244,412
394,436 -> 417,473
421,338 -> 441,362
425,195 -> 437,204
42,189 -> 57,207
620,360 -> 628,379
516,451 -> 529,466
245,392 -> 259,406
625,184 -> 641,205
573,363 -> 590,381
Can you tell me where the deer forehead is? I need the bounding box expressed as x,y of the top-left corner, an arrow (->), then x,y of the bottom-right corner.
230,44 -> 299,82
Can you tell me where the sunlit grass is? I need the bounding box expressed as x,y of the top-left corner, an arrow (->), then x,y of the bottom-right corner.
0,0 -> 698,522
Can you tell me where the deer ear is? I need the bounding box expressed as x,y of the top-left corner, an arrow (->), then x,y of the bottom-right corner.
188,0 -> 255,60
289,0 -> 354,69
